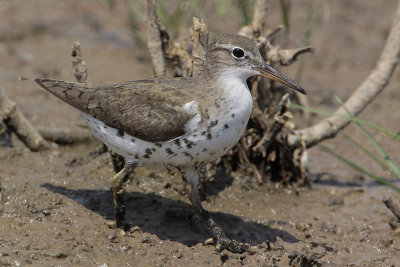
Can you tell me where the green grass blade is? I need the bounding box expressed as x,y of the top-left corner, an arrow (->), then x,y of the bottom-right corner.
391,110 -> 400,119
279,0 -> 290,30
319,145 -> 400,193
342,133 -> 390,172
289,103 -> 400,140
335,97 -> 400,180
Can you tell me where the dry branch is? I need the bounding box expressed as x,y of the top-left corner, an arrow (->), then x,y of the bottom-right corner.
383,197 -> 400,221
191,17 -> 208,77
267,45 -> 313,66
0,89 -> 49,151
252,0 -> 270,34
72,41 -> 88,83
288,2 -> 400,148
38,127 -> 94,144
146,0 -> 167,77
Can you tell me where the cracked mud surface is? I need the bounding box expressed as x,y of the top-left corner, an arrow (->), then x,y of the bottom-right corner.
1,0 -> 400,266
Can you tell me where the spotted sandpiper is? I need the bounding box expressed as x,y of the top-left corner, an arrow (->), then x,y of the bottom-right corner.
30,33 -> 305,253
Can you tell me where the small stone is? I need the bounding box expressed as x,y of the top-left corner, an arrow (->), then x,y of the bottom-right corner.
248,247 -> 257,255
108,233 -> 120,243
220,251 -> 229,263
204,238 -> 214,246
321,222 -> 336,234
295,222 -> 308,232
129,226 -> 141,234
141,236 -> 153,246
327,196 -> 344,206
105,221 -> 115,229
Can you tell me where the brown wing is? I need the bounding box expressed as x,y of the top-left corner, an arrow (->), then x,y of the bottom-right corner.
34,78 -> 198,142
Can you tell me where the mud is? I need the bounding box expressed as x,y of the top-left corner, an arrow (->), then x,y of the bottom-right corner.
1,0 -> 400,266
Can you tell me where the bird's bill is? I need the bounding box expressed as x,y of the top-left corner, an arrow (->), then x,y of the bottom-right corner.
254,64 -> 306,95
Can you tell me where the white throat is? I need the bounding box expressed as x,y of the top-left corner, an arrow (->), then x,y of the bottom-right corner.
217,69 -> 254,103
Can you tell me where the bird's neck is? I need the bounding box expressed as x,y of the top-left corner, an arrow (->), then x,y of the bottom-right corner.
207,69 -> 253,117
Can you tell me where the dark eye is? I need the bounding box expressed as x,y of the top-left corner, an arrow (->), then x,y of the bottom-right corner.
232,47 -> 245,59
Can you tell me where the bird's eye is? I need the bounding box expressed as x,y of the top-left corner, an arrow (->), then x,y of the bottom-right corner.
232,47 -> 245,59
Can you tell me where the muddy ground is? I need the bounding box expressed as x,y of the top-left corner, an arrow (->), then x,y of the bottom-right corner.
1,0 -> 400,266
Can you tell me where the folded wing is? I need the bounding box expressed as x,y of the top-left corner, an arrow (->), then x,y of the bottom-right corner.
34,78 -> 197,142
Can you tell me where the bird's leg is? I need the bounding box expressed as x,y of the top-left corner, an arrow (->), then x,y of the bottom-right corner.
180,166 -> 249,254
111,162 -> 136,231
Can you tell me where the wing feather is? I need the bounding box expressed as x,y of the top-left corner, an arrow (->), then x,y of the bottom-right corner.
34,78 -> 198,142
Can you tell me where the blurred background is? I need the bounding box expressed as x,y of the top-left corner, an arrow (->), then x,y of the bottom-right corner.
1,1 -> 400,265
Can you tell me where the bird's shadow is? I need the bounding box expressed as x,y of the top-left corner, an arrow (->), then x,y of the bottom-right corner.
42,182 -> 299,247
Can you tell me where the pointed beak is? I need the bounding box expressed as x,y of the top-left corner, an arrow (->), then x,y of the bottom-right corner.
254,63 -> 306,95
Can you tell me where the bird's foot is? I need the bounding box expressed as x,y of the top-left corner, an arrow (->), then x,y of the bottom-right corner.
204,236 -> 249,254
205,218 -> 249,253
105,220 -> 129,237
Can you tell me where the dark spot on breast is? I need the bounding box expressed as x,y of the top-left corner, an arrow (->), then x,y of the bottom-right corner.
127,152 -> 133,156
116,129 -> 124,137
143,154 -> 151,159
231,113 -> 236,118
208,120 -> 218,128
97,126 -> 101,130
193,134 -> 197,137
183,138 -> 195,148
165,148 -> 174,155
241,120 -> 245,125
206,133 -> 212,140
151,148 -> 156,152
145,148 -> 152,155
130,138 -> 135,142
224,123 -> 229,129
201,131 -> 206,136
174,139 -> 181,148
155,143 -> 162,148
202,148 -> 207,152
196,153 -> 199,156
134,154 -> 139,159
214,100 -> 220,108
103,125 -> 108,129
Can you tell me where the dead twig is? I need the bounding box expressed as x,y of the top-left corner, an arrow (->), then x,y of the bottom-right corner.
191,17 -> 208,77
253,94 -> 290,152
38,127 -> 94,144
267,45 -> 314,66
238,142 -> 263,185
383,197 -> 400,221
252,0 -> 270,34
146,0 -> 167,77
0,89 -> 49,151
288,2 -> 400,148
72,41 -> 88,83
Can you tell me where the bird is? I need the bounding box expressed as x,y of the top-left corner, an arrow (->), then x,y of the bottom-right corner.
28,33 -> 305,253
